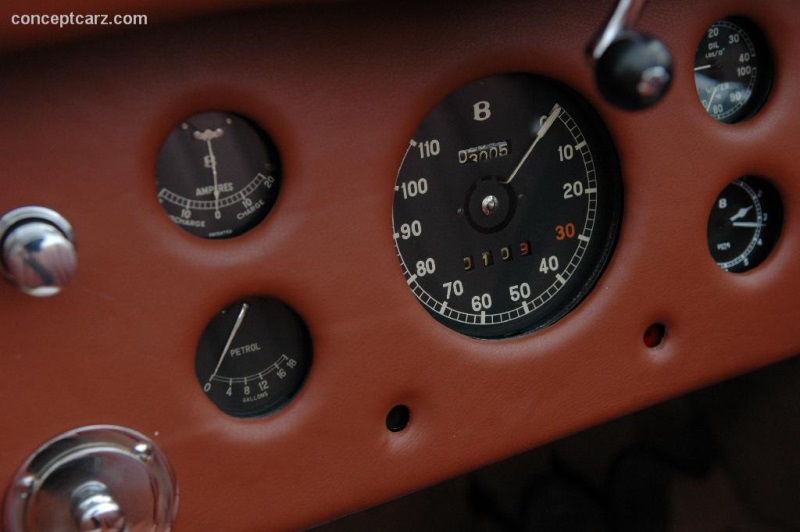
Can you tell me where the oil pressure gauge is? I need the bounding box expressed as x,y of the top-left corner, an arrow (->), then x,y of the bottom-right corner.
156,112 -> 281,239
707,177 -> 782,273
694,17 -> 773,123
196,296 -> 312,418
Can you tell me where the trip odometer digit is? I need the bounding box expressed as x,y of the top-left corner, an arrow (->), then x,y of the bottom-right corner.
392,74 -> 622,338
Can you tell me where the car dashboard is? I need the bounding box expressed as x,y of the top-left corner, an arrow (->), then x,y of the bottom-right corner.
0,0 -> 799,530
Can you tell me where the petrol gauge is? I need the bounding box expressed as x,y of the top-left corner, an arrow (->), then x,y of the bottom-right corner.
694,17 -> 772,123
156,111 -> 281,239
393,74 -> 622,339
707,177 -> 782,273
195,296 -> 312,418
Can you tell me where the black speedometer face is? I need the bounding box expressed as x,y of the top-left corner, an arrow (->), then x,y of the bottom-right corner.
156,111 -> 281,239
393,74 -> 622,339
694,17 -> 772,123
707,176 -> 782,273
196,296 -> 312,418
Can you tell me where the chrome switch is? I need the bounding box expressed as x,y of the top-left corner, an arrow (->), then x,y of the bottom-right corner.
0,206 -> 77,296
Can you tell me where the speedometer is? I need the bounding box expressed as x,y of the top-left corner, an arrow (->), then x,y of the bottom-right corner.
393,74 -> 622,339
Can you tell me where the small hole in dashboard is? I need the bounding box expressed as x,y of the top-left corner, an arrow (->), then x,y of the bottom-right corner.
386,405 -> 410,432
643,323 -> 666,348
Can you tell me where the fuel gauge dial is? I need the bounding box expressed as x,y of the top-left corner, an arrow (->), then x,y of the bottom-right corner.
707,176 -> 782,273
195,297 -> 312,418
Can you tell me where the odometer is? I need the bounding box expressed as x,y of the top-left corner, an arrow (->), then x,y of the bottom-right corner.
393,73 -> 622,338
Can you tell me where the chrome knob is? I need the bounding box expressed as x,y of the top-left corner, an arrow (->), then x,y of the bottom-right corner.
71,482 -> 127,532
4,426 -> 178,532
0,206 -> 77,296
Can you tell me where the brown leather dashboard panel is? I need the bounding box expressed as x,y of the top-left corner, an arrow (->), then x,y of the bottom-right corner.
1,0 -> 798,529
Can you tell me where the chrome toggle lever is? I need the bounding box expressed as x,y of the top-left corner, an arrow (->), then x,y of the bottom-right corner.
588,0 -> 673,110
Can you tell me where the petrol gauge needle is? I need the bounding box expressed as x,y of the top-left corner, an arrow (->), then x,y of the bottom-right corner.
732,221 -> 765,228
193,127 -> 225,219
502,103 -> 561,185
207,302 -> 249,386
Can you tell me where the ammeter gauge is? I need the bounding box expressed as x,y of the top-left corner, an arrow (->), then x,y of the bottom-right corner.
195,297 -> 312,418
156,111 -> 281,239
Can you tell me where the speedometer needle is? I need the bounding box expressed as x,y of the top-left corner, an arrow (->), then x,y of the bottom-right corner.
208,302 -> 249,385
502,103 -> 561,185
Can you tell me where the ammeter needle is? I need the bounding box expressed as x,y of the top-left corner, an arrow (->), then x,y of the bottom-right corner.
208,303 -> 249,385
193,128 -> 224,219
502,103 -> 561,185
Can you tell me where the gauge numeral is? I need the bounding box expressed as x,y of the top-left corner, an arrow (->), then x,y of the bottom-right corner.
708,27 -> 719,38
739,53 -> 751,62
398,178 -> 429,199
182,208 -> 192,219
737,65 -> 753,77
258,380 -> 269,392
243,385 -> 250,395
558,144 -> 574,162
418,140 -> 440,159
415,258 -> 436,277
399,220 -> 422,240
471,293 -> 493,311
509,283 -> 531,302
443,280 -> 464,299
555,223 -> 576,240
563,181 -> 584,199
729,33 -> 740,44
539,255 -> 560,274
227,386 -> 234,397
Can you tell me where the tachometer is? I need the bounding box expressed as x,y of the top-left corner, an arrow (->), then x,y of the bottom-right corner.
707,176 -> 782,273
393,74 -> 622,339
156,111 -> 281,239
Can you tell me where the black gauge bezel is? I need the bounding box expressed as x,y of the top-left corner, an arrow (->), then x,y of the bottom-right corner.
195,296 -> 312,418
707,176 -> 783,273
155,111 -> 282,240
694,16 -> 774,124
392,73 -> 623,339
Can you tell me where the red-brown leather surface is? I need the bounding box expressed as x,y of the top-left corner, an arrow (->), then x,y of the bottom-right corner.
1,0 -> 798,530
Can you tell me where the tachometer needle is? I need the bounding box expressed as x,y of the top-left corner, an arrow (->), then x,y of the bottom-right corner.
502,103 -> 561,185
729,206 -> 753,222
208,302 -> 249,384
732,221 -> 765,228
